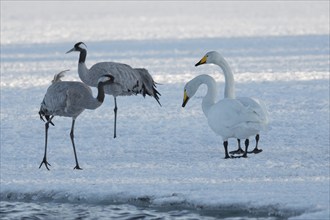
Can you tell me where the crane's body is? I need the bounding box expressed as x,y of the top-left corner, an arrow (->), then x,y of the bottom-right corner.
39,70 -> 113,170
67,42 -> 161,138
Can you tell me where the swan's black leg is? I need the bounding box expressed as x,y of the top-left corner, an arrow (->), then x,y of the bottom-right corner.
242,139 -> 249,158
248,134 -> 263,154
229,139 -> 245,154
223,141 -> 231,159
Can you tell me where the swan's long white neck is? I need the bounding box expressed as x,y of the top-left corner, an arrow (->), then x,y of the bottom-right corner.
213,55 -> 235,99
193,75 -> 218,116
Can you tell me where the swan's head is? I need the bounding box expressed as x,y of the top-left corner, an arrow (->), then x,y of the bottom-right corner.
182,78 -> 199,107
195,51 -> 221,66
66,42 -> 87,54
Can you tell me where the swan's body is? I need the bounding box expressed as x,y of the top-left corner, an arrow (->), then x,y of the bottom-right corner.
195,51 -> 269,155
66,42 -> 161,138
182,74 -> 267,158
38,70 -> 114,170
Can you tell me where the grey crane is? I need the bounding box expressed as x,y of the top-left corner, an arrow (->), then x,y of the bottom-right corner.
66,42 -> 161,138
38,70 -> 114,170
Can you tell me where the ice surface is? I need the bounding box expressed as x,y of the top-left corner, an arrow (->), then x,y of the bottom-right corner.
1,1 -> 329,219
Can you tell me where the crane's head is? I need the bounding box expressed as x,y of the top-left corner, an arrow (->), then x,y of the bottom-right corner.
98,74 -> 114,85
66,42 -> 87,54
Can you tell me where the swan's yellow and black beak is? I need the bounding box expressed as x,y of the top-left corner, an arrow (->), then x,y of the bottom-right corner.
182,90 -> 190,107
195,55 -> 207,66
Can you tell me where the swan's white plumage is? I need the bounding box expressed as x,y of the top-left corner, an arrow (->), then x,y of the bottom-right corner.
194,51 -> 269,140
183,51 -> 269,158
183,75 -> 266,141
236,97 -> 269,129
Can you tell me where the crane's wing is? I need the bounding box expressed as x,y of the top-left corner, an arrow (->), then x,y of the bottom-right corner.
64,82 -> 93,115
40,82 -> 69,116
90,62 -> 161,105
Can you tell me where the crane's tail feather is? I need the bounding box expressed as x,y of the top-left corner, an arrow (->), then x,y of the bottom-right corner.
135,68 -> 161,106
51,69 -> 70,83
152,84 -> 161,106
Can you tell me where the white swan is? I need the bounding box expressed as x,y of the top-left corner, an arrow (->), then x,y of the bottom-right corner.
195,51 -> 269,155
182,74 -> 268,158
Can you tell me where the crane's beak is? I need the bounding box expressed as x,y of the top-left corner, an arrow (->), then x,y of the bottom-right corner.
66,47 -> 75,54
182,90 -> 190,107
195,55 -> 207,66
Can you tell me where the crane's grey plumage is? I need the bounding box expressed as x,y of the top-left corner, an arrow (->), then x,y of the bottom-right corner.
39,70 -> 114,170
66,42 -> 161,138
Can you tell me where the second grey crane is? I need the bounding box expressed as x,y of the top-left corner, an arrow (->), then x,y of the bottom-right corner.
38,70 -> 114,170
66,42 -> 161,138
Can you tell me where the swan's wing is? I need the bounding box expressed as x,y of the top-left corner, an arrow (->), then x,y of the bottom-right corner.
237,96 -> 269,124
208,99 -> 268,138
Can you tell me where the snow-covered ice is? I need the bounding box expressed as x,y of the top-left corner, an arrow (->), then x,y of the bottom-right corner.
1,1 -> 329,219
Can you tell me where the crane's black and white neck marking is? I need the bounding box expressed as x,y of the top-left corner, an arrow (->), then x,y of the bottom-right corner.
96,75 -> 114,103
66,42 -> 87,63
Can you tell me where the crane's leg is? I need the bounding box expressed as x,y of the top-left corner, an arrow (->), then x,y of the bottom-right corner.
242,139 -> 249,158
39,116 -> 54,170
223,141 -> 231,159
248,134 -> 263,154
229,139 -> 245,155
113,97 -> 118,138
70,119 -> 82,170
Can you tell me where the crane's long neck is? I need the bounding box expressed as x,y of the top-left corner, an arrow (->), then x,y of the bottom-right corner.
216,57 -> 235,99
77,49 -> 93,86
96,82 -> 106,104
194,75 -> 218,116
84,82 -> 106,110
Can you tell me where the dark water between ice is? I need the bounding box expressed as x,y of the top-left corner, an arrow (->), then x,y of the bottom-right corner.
0,201 -> 291,220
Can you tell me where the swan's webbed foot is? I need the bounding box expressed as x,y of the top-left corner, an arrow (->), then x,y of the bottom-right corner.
248,147 -> 263,154
225,154 -> 231,159
229,148 -> 245,155
39,157 -> 51,170
229,154 -> 248,159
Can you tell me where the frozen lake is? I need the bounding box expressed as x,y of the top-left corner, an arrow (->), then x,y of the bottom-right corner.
1,1 -> 329,219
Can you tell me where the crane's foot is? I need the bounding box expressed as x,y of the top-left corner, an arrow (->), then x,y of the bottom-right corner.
39,158 -> 51,170
229,148 -> 245,155
74,165 -> 83,170
248,147 -> 263,154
